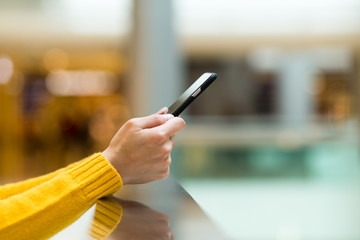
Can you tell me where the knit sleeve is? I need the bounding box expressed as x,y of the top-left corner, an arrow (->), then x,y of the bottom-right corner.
0,153 -> 123,240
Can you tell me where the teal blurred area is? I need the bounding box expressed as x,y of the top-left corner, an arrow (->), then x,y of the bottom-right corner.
172,120 -> 360,239
172,118 -> 359,179
1,1 -> 360,239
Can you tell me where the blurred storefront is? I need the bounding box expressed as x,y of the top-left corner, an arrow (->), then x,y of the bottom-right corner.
1,0 -> 359,181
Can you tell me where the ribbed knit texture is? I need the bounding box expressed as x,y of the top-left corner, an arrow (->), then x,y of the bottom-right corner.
0,153 -> 122,240
89,197 -> 123,240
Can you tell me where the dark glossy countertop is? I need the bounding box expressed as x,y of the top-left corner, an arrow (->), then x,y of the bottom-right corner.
50,175 -> 228,240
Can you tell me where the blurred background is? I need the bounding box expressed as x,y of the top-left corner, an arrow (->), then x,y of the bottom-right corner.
1,0 -> 360,239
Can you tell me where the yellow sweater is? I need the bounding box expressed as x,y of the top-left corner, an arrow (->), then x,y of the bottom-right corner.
0,153 -> 123,240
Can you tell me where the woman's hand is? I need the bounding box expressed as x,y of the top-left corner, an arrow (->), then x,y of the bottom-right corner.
102,108 -> 185,185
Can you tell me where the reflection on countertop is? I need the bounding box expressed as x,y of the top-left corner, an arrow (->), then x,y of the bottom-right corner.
51,176 -> 228,240
89,197 -> 123,240
90,197 -> 172,240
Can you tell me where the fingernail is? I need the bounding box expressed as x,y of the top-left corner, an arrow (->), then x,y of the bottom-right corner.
162,114 -> 174,121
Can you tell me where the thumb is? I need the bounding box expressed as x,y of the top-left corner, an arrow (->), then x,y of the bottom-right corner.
137,113 -> 174,129
157,107 -> 169,114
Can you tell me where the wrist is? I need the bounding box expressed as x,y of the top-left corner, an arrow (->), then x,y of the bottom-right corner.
102,149 -> 128,185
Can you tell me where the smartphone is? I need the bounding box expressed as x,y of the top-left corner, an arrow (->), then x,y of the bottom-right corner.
168,72 -> 217,116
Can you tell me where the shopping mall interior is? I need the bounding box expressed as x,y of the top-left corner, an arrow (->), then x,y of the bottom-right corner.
1,0 -> 360,239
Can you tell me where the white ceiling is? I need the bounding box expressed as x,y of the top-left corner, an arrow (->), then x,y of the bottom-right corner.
176,0 -> 360,36
1,0 -> 360,37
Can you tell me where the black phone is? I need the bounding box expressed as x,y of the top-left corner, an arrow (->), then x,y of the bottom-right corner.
168,72 -> 217,116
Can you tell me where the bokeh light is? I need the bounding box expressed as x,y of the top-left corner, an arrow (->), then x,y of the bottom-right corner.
0,56 -> 14,84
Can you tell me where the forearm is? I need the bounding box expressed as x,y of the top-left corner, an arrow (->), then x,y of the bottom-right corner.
0,153 -> 122,240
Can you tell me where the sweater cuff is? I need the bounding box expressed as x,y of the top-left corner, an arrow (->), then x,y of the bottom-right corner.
68,153 -> 123,201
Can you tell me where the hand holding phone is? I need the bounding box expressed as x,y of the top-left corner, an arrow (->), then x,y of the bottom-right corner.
168,72 -> 217,116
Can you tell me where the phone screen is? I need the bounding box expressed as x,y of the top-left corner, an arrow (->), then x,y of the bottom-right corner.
168,72 -> 217,116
